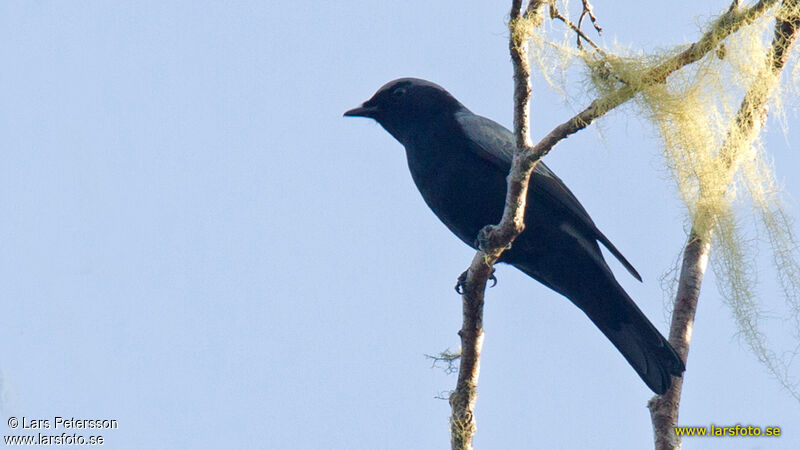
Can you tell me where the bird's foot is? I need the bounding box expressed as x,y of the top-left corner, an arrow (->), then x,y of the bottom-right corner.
474,225 -> 514,254
488,269 -> 498,288
474,226 -> 497,253
455,270 -> 469,295
455,268 -> 498,295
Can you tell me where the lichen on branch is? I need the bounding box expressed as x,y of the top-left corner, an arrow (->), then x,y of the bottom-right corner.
526,0 -> 800,401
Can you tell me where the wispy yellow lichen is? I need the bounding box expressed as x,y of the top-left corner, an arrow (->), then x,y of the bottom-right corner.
528,0 -> 800,399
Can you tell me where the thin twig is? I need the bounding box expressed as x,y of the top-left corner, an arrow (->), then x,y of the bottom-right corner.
579,0 -> 603,35
426,349 -> 461,375
549,4 -> 604,52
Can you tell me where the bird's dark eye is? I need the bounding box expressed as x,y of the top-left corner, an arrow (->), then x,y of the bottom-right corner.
391,87 -> 406,98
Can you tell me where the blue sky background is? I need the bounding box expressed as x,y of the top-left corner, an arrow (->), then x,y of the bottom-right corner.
1,1 -> 798,448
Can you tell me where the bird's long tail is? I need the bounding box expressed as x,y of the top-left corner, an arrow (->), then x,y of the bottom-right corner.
515,263 -> 685,395
590,290 -> 686,395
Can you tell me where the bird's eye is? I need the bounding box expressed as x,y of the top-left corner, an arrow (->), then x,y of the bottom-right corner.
391,87 -> 406,98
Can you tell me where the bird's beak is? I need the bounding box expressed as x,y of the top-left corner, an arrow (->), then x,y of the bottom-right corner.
343,104 -> 378,118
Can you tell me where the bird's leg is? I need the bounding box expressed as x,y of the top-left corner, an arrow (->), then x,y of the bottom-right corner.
455,268 -> 497,294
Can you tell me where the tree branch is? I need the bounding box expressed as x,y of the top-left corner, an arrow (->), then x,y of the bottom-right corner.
579,0 -> 603,36
648,2 -> 800,449
648,230 -> 712,450
499,0 -> 781,254
449,1 -> 787,449
550,5 -> 604,52
449,4 -> 546,450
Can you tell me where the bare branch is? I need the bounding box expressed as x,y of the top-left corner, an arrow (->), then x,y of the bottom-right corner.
579,0 -> 603,35
524,0 -> 548,18
648,231 -> 712,450
449,257 -> 488,450
549,4 -> 604,52
511,0 -> 523,19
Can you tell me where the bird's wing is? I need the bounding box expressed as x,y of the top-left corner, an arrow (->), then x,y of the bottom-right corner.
455,111 -> 642,281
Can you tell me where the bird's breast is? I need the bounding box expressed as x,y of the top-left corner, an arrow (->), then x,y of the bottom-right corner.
404,140 -> 508,249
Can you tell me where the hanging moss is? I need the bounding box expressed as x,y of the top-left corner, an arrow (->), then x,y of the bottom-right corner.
527,1 -> 800,399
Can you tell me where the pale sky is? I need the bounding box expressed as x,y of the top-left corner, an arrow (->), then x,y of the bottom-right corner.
1,1 -> 798,449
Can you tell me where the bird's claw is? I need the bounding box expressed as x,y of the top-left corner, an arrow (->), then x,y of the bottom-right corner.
455,268 -> 498,295
455,270 -> 469,295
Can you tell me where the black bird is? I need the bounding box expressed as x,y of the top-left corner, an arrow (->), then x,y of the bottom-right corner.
344,78 -> 684,394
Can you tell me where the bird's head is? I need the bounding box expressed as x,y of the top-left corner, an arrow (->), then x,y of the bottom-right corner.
344,78 -> 465,144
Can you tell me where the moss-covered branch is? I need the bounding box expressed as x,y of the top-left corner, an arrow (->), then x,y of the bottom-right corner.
648,2 -> 800,449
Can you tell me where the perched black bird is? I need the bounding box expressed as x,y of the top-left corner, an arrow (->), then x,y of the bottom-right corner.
344,78 -> 684,394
